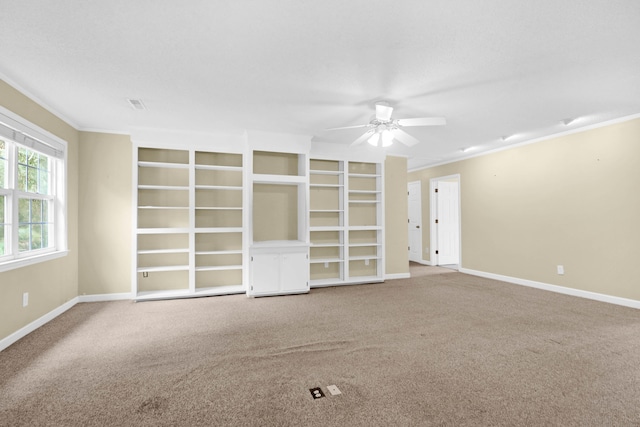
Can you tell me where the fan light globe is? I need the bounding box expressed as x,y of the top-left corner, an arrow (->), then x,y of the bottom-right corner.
381,130 -> 394,147
367,133 -> 380,146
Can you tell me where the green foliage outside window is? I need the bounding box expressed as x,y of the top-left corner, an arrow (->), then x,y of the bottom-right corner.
18,147 -> 49,194
18,198 -> 50,252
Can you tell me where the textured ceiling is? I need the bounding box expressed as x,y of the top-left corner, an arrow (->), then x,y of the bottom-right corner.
1,0 -> 639,169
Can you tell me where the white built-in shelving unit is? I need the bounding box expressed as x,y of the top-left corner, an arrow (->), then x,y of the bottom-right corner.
248,150 -> 310,297
132,132 -> 384,301
308,158 -> 384,287
133,146 -> 246,301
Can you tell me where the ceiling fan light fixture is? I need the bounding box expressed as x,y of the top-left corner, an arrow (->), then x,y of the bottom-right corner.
381,130 -> 394,147
367,132 -> 380,146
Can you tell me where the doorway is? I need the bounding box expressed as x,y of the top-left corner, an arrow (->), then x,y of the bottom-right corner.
429,175 -> 461,268
407,181 -> 422,262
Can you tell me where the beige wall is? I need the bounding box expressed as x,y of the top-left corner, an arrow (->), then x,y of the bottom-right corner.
385,155 -> 409,276
78,131 -> 132,295
0,80 -> 79,341
409,118 -> 640,301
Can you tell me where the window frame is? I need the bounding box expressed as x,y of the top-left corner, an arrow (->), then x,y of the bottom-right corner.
0,107 -> 68,272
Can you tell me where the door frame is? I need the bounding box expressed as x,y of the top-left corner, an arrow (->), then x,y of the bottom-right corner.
407,180 -> 423,263
429,174 -> 461,268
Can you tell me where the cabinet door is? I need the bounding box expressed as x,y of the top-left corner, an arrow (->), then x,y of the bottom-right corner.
251,253 -> 280,295
280,251 -> 309,293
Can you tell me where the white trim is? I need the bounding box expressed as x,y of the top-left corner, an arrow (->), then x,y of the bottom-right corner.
131,128 -> 247,152
408,112 -> 640,173
385,272 -> 411,280
407,180 -> 422,263
78,127 -> 131,136
0,72 -> 80,130
0,250 -> 69,273
460,268 -> 640,310
0,297 -> 79,352
77,292 -> 133,303
0,292 -> 137,353
0,105 -> 67,157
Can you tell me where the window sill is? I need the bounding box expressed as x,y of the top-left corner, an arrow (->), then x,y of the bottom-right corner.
0,250 -> 69,273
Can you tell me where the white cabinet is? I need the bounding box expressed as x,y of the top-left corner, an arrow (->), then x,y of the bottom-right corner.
249,242 -> 309,296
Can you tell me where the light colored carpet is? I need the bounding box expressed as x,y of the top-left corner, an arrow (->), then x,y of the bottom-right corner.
409,262 -> 457,277
2,272 -> 640,426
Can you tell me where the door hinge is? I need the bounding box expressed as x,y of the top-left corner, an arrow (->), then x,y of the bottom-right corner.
408,246 -> 410,251
435,188 -> 438,193
251,256 -> 253,261
408,218 -> 410,223
435,219 -> 439,224
251,285 -> 253,291
435,250 -> 439,255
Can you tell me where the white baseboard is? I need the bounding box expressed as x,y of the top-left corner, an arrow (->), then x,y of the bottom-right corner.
385,272 -> 411,280
1,292 -> 135,353
0,297 -> 79,352
78,292 -> 133,303
460,268 -> 640,310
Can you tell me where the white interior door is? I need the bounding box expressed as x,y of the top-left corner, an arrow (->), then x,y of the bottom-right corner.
407,181 -> 422,262
436,181 -> 460,265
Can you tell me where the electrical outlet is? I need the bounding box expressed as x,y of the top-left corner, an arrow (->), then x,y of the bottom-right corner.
424,247 -> 429,254
324,262 -> 329,268
309,387 -> 325,399
326,385 -> 341,395
23,292 -> 29,307
557,265 -> 564,275
365,259 -> 370,266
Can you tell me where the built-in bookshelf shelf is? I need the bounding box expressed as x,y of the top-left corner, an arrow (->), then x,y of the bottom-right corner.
309,257 -> 344,263
137,265 -> 189,273
138,162 -> 190,171
138,185 -> 189,191
138,248 -> 189,255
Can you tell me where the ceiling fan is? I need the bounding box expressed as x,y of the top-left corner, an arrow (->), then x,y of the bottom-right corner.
326,102 -> 446,147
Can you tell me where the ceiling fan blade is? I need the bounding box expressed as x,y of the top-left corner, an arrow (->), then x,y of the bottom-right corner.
393,129 -> 420,147
375,103 -> 393,121
325,124 -> 368,131
396,117 -> 446,127
350,131 -> 374,147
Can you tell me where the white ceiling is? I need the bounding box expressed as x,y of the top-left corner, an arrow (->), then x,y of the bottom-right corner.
1,0 -> 639,169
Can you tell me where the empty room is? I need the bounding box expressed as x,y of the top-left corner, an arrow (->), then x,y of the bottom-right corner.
1,1 -> 640,425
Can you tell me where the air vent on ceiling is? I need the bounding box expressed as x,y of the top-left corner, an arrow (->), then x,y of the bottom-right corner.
127,98 -> 146,110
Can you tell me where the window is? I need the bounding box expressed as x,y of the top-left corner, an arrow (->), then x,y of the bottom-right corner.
0,108 -> 67,271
